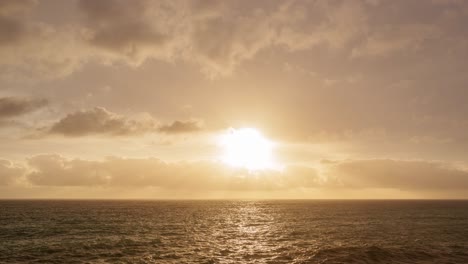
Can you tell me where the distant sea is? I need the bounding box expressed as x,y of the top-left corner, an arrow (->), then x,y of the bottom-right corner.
1,200 -> 468,263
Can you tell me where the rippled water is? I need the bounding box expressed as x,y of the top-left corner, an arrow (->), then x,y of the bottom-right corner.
1,200 -> 468,263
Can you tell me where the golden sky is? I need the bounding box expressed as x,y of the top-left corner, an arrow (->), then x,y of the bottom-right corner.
1,0 -> 468,199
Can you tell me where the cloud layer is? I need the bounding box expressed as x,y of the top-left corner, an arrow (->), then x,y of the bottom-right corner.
7,0 -> 463,79
2,155 -> 468,196
327,159 -> 468,190
24,154 -> 320,191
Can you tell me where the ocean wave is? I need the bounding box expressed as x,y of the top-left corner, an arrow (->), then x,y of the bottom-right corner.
307,246 -> 436,264
1,200 -> 468,263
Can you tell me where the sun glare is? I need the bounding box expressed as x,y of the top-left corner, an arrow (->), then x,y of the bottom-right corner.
219,128 -> 280,171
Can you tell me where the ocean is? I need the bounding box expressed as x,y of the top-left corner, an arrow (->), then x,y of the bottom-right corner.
1,200 -> 467,263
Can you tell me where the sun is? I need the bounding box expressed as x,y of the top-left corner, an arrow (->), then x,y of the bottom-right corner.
219,128 -> 280,171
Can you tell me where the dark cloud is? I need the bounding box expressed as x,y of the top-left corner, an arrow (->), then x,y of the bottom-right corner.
47,107 -> 203,137
0,0 -> 36,45
0,0 -> 87,80
328,159 -> 468,190
1,0 -> 466,80
0,16 -> 25,45
78,0 -> 169,57
0,97 -> 47,119
0,0 -> 36,13
75,0 -> 370,77
48,107 -> 158,137
158,120 -> 203,134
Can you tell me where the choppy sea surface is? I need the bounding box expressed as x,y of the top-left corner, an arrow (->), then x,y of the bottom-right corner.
1,200 -> 468,263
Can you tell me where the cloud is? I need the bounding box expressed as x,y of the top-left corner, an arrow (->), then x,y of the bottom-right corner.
327,159 -> 468,190
0,15 -> 25,46
27,154 -> 110,186
78,0 -> 173,62
0,97 -> 47,119
0,1 -> 90,81
181,0 -> 368,77
48,107 -> 158,137
26,154 -> 320,190
4,0 -> 462,80
158,120 -> 203,134
0,0 -> 376,80
351,24 -> 439,58
76,0 -> 282,77
0,0 -> 89,81
0,159 -> 25,185
0,0 -> 36,14
15,154 -> 468,192
0,0 -> 36,45
3,155 -> 468,195
46,107 -> 203,137
0,0 -> 467,81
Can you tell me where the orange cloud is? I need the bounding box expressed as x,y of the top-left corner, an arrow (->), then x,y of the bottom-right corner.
3,154 -> 468,193
0,159 -> 26,185
26,154 -> 320,190
158,120 -> 203,134
327,159 -> 468,190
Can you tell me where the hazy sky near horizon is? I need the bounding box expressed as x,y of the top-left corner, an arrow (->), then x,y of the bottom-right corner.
2,0 -> 468,199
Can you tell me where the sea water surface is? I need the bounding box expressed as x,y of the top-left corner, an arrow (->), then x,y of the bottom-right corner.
1,200 -> 468,263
